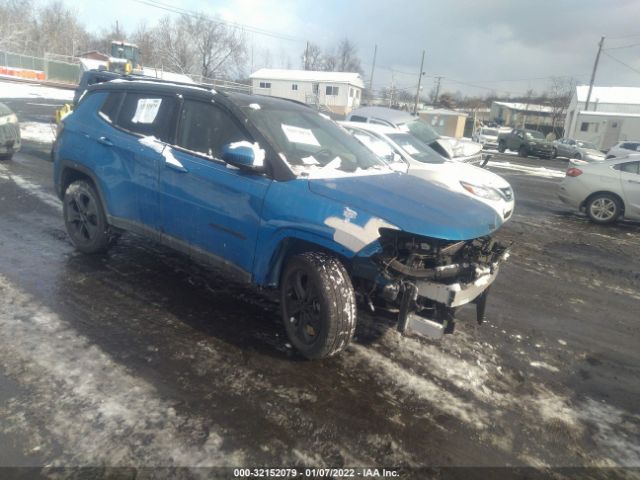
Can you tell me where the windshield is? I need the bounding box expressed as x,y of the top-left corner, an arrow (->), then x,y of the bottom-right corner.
386,133 -> 446,164
481,128 -> 498,136
577,141 -> 597,149
403,119 -> 440,145
525,130 -> 545,140
242,105 -> 387,177
350,129 -> 397,160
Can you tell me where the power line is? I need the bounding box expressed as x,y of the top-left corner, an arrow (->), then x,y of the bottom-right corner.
132,0 -> 304,42
602,50 -> 640,75
604,42 -> 640,51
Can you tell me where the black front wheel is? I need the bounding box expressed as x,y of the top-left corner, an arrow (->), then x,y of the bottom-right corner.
63,180 -> 115,253
518,145 -> 528,157
281,252 -> 356,359
497,142 -> 506,153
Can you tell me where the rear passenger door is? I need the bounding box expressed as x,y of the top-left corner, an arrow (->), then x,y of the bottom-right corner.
618,161 -> 640,218
107,91 -> 178,230
158,97 -> 272,277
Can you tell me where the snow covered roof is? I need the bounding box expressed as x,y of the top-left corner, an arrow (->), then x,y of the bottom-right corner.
250,69 -> 364,88
493,101 -> 553,113
576,85 -> 640,105
579,110 -> 640,119
419,108 -> 468,117
140,68 -> 194,84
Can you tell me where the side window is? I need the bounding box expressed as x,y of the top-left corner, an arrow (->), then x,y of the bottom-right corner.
618,162 -> 640,174
98,92 -> 124,124
349,115 -> 367,123
176,99 -> 250,159
580,122 -> 589,132
116,92 -> 178,142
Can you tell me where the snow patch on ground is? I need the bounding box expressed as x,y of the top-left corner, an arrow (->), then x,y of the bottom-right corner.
0,81 -> 74,101
0,274 -> 244,466
487,160 -> 565,179
19,121 -> 56,144
0,163 -> 61,211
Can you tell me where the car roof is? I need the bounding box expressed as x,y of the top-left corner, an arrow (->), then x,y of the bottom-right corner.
349,106 -> 416,124
88,79 -> 314,113
338,120 -> 399,135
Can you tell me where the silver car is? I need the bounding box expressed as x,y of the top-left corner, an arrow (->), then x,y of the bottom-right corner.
347,106 -> 484,165
558,154 -> 640,224
553,138 -> 604,162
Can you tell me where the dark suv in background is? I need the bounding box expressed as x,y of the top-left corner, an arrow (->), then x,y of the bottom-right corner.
53,79 -> 508,359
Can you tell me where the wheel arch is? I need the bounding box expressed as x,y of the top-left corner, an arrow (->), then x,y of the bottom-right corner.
254,232 -> 354,289
582,190 -> 626,213
57,160 -> 110,216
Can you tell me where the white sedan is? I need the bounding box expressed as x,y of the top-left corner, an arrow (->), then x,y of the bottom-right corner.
558,154 -> 640,224
340,121 -> 515,222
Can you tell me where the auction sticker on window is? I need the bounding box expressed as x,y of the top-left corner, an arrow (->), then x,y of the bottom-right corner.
132,98 -> 162,124
281,124 -> 320,146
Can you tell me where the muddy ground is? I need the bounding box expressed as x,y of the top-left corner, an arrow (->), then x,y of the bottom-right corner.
0,130 -> 639,478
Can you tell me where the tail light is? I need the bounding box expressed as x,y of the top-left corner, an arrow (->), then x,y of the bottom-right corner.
566,167 -> 583,177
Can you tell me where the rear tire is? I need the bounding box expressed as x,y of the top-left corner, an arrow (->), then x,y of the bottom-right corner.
518,145 -> 528,158
586,193 -> 622,225
0,153 -> 13,161
63,180 -> 115,253
281,252 -> 356,359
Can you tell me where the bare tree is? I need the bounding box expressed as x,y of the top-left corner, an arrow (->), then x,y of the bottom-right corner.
546,76 -> 576,137
335,38 -> 362,73
301,43 -> 322,70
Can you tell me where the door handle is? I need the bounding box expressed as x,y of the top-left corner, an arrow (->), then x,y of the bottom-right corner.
98,136 -> 113,147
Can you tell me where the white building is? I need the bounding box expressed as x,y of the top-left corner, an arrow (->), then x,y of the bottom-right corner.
490,101 -> 555,129
249,69 -> 364,115
564,85 -> 640,150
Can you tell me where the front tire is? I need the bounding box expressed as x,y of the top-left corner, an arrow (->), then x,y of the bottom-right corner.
518,145 -> 528,158
281,252 -> 356,359
497,142 -> 506,153
0,153 -> 13,161
586,193 -> 622,225
63,180 -> 114,253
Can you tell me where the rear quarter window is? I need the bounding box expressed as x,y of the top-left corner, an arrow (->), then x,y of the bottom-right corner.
115,92 -> 178,143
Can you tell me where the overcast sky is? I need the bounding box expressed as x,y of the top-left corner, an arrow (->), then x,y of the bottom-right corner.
65,0 -> 640,97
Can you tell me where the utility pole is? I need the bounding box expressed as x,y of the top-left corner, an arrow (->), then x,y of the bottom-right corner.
389,71 -> 395,107
304,41 -> 309,70
369,44 -> 377,93
413,50 -> 425,115
433,76 -> 442,107
585,36 -> 605,112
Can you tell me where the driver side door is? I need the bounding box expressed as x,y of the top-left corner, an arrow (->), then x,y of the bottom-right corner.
157,97 -> 272,278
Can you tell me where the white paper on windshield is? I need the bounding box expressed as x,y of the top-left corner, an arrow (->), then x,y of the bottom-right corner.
281,124 -> 320,146
131,98 -> 162,124
398,124 -> 410,132
301,156 -> 320,165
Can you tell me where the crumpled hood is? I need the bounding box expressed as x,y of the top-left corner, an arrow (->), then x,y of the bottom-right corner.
439,137 -> 483,159
308,173 -> 503,241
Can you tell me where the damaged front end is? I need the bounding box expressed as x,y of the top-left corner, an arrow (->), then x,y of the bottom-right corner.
355,229 -> 510,339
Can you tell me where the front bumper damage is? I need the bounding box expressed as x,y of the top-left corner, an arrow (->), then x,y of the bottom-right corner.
360,230 -> 510,339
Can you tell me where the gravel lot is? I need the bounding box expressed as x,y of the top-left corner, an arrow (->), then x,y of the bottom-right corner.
1,97 -> 639,478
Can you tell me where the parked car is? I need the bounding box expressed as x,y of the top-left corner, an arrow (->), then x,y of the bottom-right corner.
558,155 -> 640,224
340,121 -> 515,222
347,106 -> 484,165
53,79 -> 509,359
0,102 -> 21,160
552,138 -> 605,161
497,128 -> 554,159
472,126 -> 500,150
605,141 -> 640,159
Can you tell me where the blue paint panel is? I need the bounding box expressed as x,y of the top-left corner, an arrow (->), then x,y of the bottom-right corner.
308,173 -> 503,240
158,148 -> 271,274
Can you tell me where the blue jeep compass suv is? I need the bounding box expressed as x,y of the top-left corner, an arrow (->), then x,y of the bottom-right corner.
53,78 -> 509,359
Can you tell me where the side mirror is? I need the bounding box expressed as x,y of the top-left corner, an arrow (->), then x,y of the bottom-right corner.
392,152 -> 403,163
221,141 -> 265,172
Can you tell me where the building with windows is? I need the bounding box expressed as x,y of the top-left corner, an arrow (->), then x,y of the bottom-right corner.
490,101 -> 555,133
249,69 -> 364,115
564,85 -> 640,150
